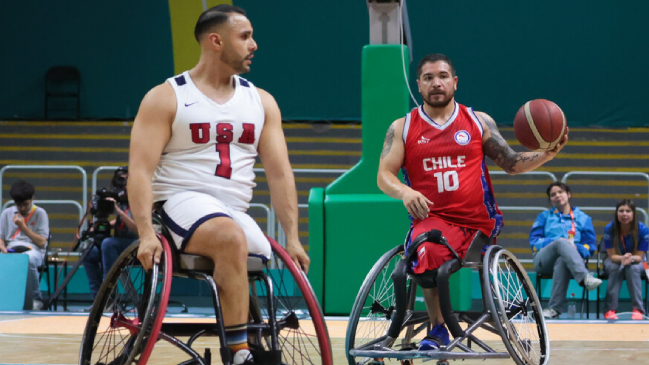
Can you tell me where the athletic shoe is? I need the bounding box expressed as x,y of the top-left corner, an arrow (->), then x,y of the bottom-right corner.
604,310 -> 618,320
582,274 -> 602,291
418,323 -> 450,351
32,300 -> 43,310
542,308 -> 560,319
233,349 -> 255,365
631,309 -> 644,320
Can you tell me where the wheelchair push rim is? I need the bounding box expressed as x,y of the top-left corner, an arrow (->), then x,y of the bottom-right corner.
79,237 -> 172,365
259,236 -> 333,365
346,244 -> 415,365
486,247 -> 550,365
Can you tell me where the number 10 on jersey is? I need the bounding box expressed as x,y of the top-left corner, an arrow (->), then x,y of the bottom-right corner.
433,171 -> 459,193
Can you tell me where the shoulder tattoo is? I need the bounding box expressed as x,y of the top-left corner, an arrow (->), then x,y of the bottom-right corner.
381,124 -> 396,159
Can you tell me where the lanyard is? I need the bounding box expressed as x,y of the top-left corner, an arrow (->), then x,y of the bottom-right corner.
10,205 -> 36,240
554,207 -> 576,238
619,233 -> 628,255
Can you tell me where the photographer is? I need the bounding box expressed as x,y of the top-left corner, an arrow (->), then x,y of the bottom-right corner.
83,166 -> 138,299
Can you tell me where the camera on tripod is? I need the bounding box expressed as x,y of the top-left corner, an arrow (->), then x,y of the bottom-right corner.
79,166 -> 129,250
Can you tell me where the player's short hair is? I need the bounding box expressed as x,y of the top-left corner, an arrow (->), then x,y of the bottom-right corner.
194,4 -> 246,42
10,180 -> 35,203
546,181 -> 571,197
417,53 -> 456,78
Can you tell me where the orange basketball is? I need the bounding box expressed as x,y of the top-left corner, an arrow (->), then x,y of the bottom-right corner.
513,99 -> 567,151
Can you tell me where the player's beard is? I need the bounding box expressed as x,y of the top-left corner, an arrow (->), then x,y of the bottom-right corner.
423,90 -> 454,108
221,48 -> 251,74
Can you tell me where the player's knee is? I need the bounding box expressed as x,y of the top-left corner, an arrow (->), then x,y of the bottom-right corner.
201,219 -> 247,259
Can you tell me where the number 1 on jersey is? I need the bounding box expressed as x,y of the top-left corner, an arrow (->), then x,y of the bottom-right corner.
214,122 -> 256,179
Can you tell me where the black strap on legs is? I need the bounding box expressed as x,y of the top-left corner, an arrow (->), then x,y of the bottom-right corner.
437,258 -> 464,338
406,229 -> 462,265
405,229 -> 465,338
386,259 -> 409,339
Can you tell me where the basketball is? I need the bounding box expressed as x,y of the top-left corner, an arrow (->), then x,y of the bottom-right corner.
513,99 -> 567,151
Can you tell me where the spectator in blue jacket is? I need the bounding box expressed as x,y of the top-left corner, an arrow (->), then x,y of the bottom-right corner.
602,199 -> 648,320
529,181 -> 600,318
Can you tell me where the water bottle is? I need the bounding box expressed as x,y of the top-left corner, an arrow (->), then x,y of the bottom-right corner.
567,293 -> 576,319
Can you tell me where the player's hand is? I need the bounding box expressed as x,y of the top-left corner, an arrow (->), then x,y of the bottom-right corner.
546,127 -> 569,158
12,213 -> 25,228
137,234 -> 162,271
402,188 -> 433,220
286,238 -> 310,274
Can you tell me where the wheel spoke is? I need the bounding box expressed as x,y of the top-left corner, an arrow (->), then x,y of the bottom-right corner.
490,249 -> 549,365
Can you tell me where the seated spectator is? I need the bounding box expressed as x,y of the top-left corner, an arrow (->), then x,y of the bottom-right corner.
0,180 -> 49,310
529,181 -> 601,318
83,167 -> 138,300
602,199 -> 648,320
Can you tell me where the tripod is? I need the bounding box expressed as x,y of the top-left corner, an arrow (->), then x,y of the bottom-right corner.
44,218 -> 111,310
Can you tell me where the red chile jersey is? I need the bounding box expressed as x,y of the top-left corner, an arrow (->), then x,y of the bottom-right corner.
401,102 -> 503,237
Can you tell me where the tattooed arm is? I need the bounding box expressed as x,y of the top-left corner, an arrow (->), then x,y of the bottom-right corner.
377,118 -> 433,220
477,111 -> 568,174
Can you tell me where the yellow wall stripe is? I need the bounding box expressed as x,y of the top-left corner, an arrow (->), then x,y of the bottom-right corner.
167,0 -> 231,75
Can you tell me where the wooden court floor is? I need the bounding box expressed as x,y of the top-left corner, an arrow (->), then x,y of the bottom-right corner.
1,313 -> 648,364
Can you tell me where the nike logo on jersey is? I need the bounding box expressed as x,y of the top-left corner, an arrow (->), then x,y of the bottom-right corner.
418,136 -> 430,144
185,101 -> 198,107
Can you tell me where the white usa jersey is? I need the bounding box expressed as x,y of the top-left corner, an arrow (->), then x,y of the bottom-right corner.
152,71 -> 265,211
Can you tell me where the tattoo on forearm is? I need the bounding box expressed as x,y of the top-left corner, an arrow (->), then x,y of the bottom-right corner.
381,124 -> 395,159
481,113 -> 540,173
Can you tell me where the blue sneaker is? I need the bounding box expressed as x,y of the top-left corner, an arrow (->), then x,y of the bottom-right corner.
418,323 -> 450,351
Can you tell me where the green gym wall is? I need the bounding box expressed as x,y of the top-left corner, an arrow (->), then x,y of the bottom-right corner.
2,1 -> 648,127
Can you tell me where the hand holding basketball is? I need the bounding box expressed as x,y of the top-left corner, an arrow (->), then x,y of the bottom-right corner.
513,99 -> 568,152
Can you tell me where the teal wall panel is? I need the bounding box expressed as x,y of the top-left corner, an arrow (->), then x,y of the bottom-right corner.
2,1 -> 648,126
1,1 -> 174,120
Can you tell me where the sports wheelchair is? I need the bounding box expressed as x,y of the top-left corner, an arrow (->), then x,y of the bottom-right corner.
346,229 -> 549,365
79,212 -> 332,365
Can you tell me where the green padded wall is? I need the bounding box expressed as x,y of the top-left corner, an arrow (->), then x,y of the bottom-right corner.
322,46 -> 411,314
326,45 -> 410,195
307,188 -> 325,303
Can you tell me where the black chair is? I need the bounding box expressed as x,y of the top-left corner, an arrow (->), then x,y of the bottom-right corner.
596,238 -> 649,318
535,258 -> 590,318
45,66 -> 80,120
37,235 -> 52,299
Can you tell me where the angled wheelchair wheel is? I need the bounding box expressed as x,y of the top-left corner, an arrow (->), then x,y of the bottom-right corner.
346,245 -> 417,365
484,247 -> 550,365
79,236 -> 172,365
249,237 -> 332,365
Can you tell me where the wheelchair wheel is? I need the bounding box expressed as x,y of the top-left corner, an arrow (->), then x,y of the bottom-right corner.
484,247 -> 549,365
79,236 -> 172,365
346,245 -> 412,365
249,237 -> 332,365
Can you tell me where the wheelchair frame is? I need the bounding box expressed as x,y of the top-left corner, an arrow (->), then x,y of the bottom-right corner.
346,231 -> 550,365
79,215 -> 332,365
